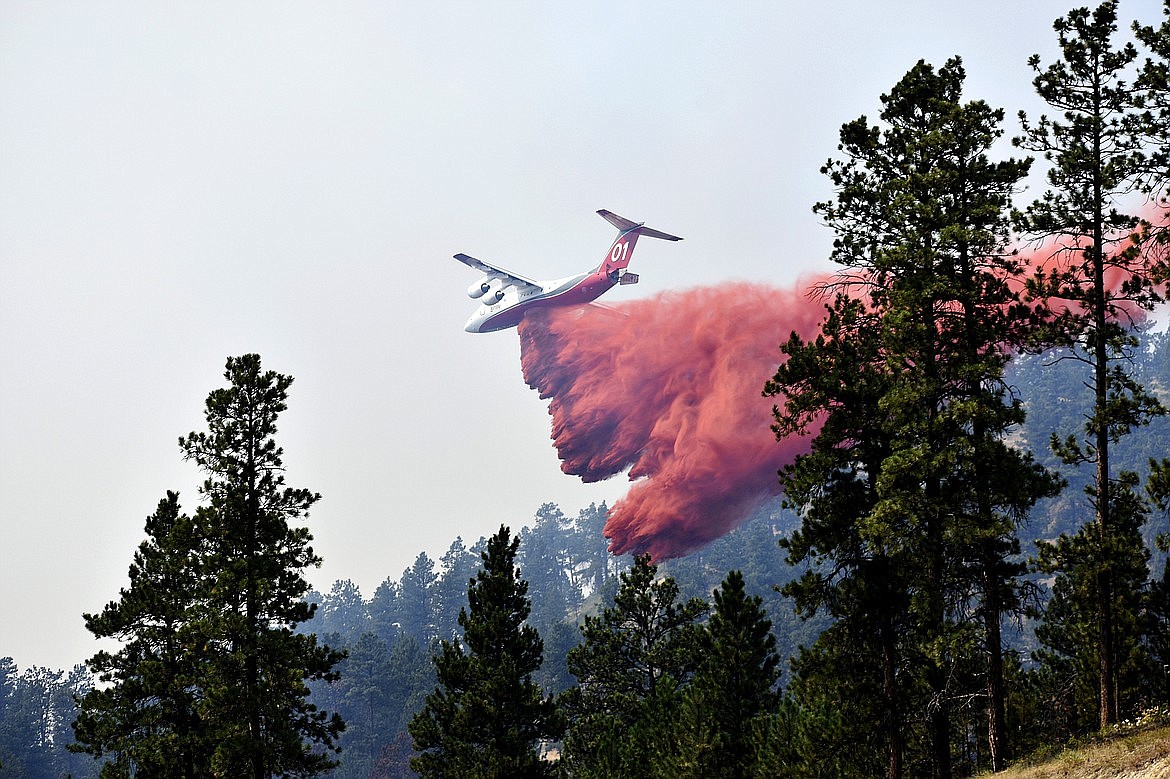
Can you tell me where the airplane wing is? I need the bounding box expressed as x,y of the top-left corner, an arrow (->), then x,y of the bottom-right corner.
454,253 -> 541,290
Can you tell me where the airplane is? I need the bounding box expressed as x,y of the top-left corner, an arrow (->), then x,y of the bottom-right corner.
457,209 -> 683,333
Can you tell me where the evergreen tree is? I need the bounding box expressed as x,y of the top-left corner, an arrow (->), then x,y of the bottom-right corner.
681,570 -> 780,778
331,632 -> 398,779
559,554 -> 707,778
435,536 -> 481,642
1135,0 -> 1170,201
1016,0 -> 1167,728
1032,493 -> 1153,734
5,660 -> 95,777
72,493 -> 209,776
384,634 -> 435,734
409,525 -> 561,778
398,552 -> 438,646
519,503 -> 577,628
769,58 -> 1058,777
768,291 -> 914,779
369,577 -> 403,647
74,354 -> 344,778
321,579 -> 370,646
571,502 -> 617,597
1147,457 -> 1170,702
181,354 -> 344,777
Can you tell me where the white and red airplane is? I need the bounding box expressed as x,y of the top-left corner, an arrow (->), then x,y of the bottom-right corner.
457,209 -> 683,333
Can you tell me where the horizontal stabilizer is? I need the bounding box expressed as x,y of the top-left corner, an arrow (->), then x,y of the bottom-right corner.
597,209 -> 683,241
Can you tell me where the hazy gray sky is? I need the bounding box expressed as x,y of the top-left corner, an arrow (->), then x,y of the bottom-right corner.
1,0 -> 1132,671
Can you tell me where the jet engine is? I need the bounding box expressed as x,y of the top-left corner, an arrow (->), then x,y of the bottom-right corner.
467,277 -> 492,299
480,279 -> 507,305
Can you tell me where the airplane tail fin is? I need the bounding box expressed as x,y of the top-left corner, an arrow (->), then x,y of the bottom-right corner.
595,209 -> 682,279
597,209 -> 683,242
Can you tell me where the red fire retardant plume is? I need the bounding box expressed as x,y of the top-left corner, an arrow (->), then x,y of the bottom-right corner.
517,222 -> 1165,561
518,281 -> 831,560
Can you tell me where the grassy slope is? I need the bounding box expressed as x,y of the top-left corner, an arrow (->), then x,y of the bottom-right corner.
988,726 -> 1170,779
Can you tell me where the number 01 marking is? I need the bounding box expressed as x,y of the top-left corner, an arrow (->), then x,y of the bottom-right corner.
611,241 -> 628,263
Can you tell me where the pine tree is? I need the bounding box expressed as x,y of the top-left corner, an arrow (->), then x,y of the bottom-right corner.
1032,492 -> 1153,734
435,536 -> 480,642
1146,457 -> 1170,703
519,503 -> 577,629
1135,0 -> 1170,200
1016,0 -> 1167,728
559,554 -> 707,778
409,525 -> 561,778
72,493 -> 209,776
682,570 -> 780,778
320,579 -> 370,645
769,58 -> 1059,777
369,577 -> 403,646
571,502 -> 615,596
398,552 -> 438,645
768,291 -> 914,779
179,354 -> 344,777
74,355 -> 344,778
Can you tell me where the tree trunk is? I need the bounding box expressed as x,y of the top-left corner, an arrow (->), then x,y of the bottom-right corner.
983,560 -> 1007,772
1090,67 -> 1118,730
882,617 -> 904,779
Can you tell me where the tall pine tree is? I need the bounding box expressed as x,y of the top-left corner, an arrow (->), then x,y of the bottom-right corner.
74,355 -> 344,778
1135,0 -> 1170,202
73,493 -> 208,777
409,525 -> 561,778
680,570 -> 780,778
768,291 -> 914,779
180,354 -> 344,777
1016,0 -> 1167,728
559,554 -> 707,778
770,58 -> 1058,777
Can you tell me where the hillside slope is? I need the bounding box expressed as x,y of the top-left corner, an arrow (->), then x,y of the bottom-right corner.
992,726 -> 1170,779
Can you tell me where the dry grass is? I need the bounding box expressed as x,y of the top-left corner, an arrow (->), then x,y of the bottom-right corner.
989,726 -> 1170,779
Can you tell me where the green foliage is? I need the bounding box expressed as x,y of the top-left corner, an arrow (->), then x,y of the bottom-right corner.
398,552 -> 439,646
1032,474 -> 1157,734
2,659 -> 96,777
749,701 -> 858,779
519,504 -> 577,629
409,525 -> 561,778
1016,1 -> 1167,729
321,579 -> 371,646
322,632 -> 430,779
658,501 -> 819,669
435,536 -> 482,643
769,54 -> 1064,777
1134,0 -> 1170,190
559,554 -> 707,777
679,570 -> 782,778
72,493 -> 209,776
73,354 -> 344,778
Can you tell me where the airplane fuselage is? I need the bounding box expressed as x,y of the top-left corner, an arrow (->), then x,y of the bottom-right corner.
456,210 -> 682,333
464,268 -> 614,333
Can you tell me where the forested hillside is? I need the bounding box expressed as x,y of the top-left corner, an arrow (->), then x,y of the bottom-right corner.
3,326 -> 1161,776
0,333 -> 1165,776
298,320 -> 1169,775
1012,326 -> 1170,549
